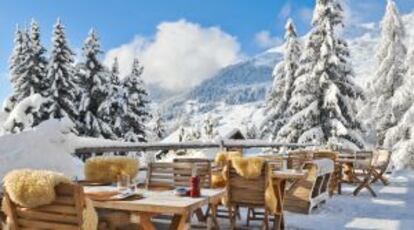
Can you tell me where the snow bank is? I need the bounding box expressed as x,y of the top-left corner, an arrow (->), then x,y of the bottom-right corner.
0,118 -> 129,184
0,118 -> 84,182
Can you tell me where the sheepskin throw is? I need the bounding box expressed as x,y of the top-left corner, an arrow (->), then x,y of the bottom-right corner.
231,157 -> 264,179
214,151 -> 242,167
3,169 -> 71,208
212,151 -> 242,188
85,156 -> 139,183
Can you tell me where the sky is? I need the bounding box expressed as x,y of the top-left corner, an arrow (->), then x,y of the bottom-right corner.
1,0 -> 414,101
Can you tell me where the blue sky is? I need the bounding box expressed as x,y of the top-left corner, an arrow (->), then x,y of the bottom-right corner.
1,0 -> 414,101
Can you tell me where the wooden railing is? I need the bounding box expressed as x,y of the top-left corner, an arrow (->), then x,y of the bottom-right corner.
75,139 -> 319,153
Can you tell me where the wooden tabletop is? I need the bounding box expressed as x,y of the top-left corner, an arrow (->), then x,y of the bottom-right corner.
273,169 -> 307,180
84,186 -> 225,214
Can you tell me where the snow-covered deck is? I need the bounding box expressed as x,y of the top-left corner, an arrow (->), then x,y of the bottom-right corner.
201,170 -> 414,230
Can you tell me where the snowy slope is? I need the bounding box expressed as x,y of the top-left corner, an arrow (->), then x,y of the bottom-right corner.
160,10 -> 414,137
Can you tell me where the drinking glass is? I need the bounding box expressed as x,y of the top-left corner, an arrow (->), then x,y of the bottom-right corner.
117,174 -> 130,192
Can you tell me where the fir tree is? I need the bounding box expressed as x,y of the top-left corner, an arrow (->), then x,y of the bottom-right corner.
261,19 -> 302,139
98,57 -> 125,139
5,26 -> 25,113
46,19 -> 78,121
360,0 -> 407,146
122,58 -> 151,142
383,43 -> 414,168
152,110 -> 166,140
276,0 -> 364,149
28,19 -> 48,95
78,29 -> 114,138
8,27 -> 35,106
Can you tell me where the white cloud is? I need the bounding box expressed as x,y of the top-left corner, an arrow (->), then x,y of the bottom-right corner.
278,2 -> 292,20
298,7 -> 313,25
104,19 -> 241,92
254,30 -> 283,49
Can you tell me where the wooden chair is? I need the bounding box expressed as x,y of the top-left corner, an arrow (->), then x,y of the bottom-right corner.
246,155 -> 284,227
173,158 -> 213,223
353,151 -> 377,197
2,183 -> 107,230
146,162 -> 177,190
313,150 -> 341,196
371,149 -> 392,185
226,161 -> 282,230
287,150 -> 313,170
173,158 -> 212,188
284,159 -> 334,214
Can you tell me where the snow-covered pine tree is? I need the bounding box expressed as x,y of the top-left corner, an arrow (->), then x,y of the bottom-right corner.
97,57 -> 125,139
77,29 -> 115,139
5,26 -> 25,113
261,18 -> 301,139
360,0 -> 407,146
28,19 -> 48,95
152,110 -> 166,140
122,58 -> 151,142
46,19 -> 78,121
276,0 -> 364,149
111,57 -> 121,85
5,21 -> 49,131
383,43 -> 414,168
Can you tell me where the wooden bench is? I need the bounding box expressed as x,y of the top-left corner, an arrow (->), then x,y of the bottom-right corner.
284,159 -> 334,214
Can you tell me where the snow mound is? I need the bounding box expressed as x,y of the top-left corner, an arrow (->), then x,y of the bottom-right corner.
0,118 -> 84,182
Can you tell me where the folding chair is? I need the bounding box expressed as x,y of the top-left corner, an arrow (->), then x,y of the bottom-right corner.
352,151 -> 376,197
371,149 -> 392,185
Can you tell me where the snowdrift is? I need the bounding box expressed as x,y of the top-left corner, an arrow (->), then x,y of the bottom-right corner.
0,118 -> 125,182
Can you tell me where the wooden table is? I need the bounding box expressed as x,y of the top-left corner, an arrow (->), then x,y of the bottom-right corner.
271,170 -> 307,230
84,186 -> 225,230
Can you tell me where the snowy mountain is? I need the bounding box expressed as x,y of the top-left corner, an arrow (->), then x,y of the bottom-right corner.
159,11 -> 414,134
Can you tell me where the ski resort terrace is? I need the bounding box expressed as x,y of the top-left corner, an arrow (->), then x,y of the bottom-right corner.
0,121 -> 413,230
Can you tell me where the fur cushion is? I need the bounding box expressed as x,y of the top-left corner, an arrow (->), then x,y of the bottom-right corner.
214,151 -> 242,167
3,169 -> 71,208
212,151 -> 242,188
231,157 -> 264,179
85,156 -> 139,183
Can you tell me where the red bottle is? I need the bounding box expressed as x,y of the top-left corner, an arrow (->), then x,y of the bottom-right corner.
190,175 -> 200,197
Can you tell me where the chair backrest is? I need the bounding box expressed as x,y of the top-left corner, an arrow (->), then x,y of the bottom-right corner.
3,183 -> 85,230
258,155 -> 284,170
146,162 -> 176,189
173,158 -> 212,188
225,161 -> 268,207
354,151 -> 374,170
372,149 -> 392,168
287,150 -> 313,170
313,150 -> 338,162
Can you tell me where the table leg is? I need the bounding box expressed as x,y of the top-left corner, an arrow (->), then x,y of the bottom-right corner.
170,211 -> 190,230
273,178 -> 286,230
132,212 -> 156,230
